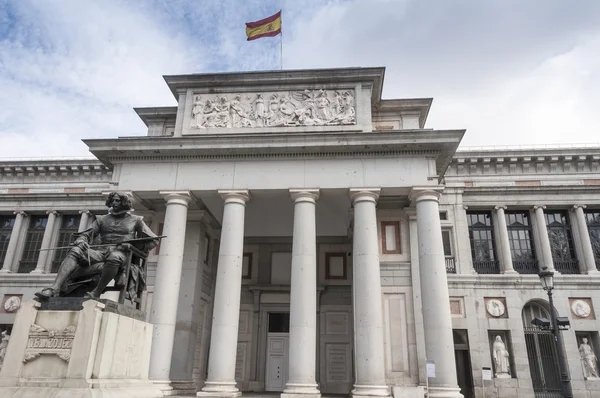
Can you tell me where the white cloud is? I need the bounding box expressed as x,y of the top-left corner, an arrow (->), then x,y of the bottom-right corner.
1,0 -> 600,157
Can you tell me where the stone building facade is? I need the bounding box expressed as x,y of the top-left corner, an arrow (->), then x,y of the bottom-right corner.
1,67 -> 600,398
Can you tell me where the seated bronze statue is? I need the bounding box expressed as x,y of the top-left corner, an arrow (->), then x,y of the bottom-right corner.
35,192 -> 159,302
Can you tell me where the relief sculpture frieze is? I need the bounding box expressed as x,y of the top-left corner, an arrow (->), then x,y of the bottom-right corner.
190,89 -> 356,129
23,324 -> 76,363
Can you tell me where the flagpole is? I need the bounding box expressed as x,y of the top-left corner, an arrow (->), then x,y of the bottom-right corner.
280,10 -> 283,70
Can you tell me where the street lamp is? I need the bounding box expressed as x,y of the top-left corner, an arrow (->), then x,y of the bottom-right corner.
537,269 -> 573,398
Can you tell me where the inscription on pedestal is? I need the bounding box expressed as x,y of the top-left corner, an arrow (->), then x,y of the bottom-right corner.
23,324 -> 76,363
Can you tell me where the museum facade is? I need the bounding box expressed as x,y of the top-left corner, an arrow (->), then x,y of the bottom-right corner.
1,67 -> 600,398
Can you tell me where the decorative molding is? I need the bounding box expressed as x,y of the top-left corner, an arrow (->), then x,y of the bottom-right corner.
189,89 -> 356,129
325,252 -> 347,280
381,221 -> 401,254
449,297 -> 465,318
23,323 -> 76,364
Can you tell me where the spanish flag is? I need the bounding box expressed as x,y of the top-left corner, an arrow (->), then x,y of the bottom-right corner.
245,11 -> 282,41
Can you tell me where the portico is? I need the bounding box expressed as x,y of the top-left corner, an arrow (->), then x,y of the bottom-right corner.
82,67 -> 465,398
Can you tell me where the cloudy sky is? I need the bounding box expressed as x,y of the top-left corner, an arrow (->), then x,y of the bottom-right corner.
1,0 -> 599,158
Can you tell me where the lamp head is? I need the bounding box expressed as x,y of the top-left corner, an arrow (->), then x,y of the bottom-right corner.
538,269 -> 554,291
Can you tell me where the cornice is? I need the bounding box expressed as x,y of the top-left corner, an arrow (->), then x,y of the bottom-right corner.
0,162 -> 112,179
84,129 -> 464,178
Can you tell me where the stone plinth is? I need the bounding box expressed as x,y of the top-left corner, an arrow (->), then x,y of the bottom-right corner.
0,299 -> 162,398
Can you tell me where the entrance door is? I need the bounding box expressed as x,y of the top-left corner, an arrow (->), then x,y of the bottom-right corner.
453,330 -> 474,398
265,312 -> 290,392
522,302 -> 563,398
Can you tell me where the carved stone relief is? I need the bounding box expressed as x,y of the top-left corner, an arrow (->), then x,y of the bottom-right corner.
570,298 -> 593,319
23,323 -> 76,363
190,89 -> 356,129
485,297 -> 507,318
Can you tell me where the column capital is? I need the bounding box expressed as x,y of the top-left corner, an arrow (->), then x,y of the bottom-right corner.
573,204 -> 587,210
494,205 -> 507,211
159,191 -> 193,206
13,210 -> 27,217
79,210 -> 91,215
46,210 -> 60,216
349,188 -> 380,204
289,188 -> 320,203
218,189 -> 251,205
409,186 -> 444,203
533,205 -> 546,211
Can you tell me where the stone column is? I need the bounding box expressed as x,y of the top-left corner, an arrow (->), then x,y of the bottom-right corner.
31,210 -> 59,274
410,188 -> 462,398
148,191 -> 192,390
533,205 -> 555,272
0,211 -> 26,273
494,206 -> 516,274
349,188 -> 390,398
283,189 -> 321,398
200,190 -> 250,398
573,205 -> 599,274
78,210 -> 91,232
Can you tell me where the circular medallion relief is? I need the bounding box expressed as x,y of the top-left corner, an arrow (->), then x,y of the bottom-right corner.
571,299 -> 591,318
486,299 -> 506,317
3,296 -> 21,313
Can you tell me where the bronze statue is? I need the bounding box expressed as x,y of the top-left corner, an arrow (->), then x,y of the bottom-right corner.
35,192 -> 158,301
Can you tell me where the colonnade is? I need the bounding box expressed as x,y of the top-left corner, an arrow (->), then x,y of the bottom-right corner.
144,187 -> 461,398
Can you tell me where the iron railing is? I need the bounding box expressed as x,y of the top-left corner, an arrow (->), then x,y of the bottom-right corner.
524,326 -> 563,398
473,260 -> 500,274
554,260 -> 580,274
514,260 -> 539,274
445,257 -> 456,273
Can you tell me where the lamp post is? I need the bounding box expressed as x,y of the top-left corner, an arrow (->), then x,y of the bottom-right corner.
538,269 -> 573,398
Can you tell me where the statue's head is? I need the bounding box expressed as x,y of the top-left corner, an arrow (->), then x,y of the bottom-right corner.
583,337 -> 589,344
105,192 -> 132,212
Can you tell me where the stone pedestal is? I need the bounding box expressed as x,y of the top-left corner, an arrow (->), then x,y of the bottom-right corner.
0,298 -> 162,398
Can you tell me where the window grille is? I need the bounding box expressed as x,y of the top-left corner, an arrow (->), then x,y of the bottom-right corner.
467,211 -> 500,274
51,214 -> 81,273
545,210 -> 579,274
18,215 -> 48,273
0,215 -> 16,264
585,210 -> 600,270
506,211 -> 538,274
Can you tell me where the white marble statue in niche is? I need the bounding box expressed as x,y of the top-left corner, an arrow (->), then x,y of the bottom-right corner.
189,89 -> 356,129
0,330 -> 9,370
492,335 -> 511,378
579,337 -> 599,379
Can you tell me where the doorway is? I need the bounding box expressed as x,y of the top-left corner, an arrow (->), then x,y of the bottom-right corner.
453,330 -> 474,398
522,302 -> 563,398
265,312 -> 290,392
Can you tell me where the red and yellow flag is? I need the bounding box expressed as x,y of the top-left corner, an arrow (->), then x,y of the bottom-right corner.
245,11 -> 282,41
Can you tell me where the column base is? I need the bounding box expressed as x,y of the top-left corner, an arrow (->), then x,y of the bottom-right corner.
426,386 -> 463,398
198,381 -> 241,398
501,270 -> 518,275
351,384 -> 391,398
587,269 -> 600,276
151,379 -> 177,396
282,382 -> 321,398
29,269 -> 46,274
0,269 -> 12,274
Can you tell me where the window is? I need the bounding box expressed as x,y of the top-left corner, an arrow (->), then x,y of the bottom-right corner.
441,229 -> 455,273
18,215 -> 48,273
585,210 -> 600,270
51,214 -> 81,273
467,211 -> 499,274
545,211 -> 579,274
506,212 -> 538,274
0,215 -> 15,264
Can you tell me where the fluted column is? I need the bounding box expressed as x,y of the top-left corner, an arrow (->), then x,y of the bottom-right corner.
533,205 -> 555,272
349,188 -> 390,398
149,191 -> 192,390
0,211 -> 27,273
494,206 -> 516,274
78,210 -> 91,232
31,211 -> 59,274
410,188 -> 462,398
283,189 -> 320,398
200,190 -> 250,398
573,205 -> 599,274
